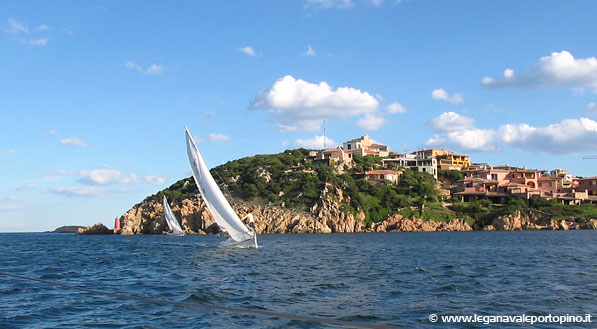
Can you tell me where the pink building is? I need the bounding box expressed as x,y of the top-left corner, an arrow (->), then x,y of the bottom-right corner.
538,177 -> 559,197
577,177 -> 597,196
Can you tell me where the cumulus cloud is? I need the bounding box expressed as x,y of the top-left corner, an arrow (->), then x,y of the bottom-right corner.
293,135 -> 337,149
78,169 -> 137,185
51,187 -> 108,198
125,61 -> 165,75
6,18 -> 28,34
426,129 -> 500,152
428,112 -> 475,133
386,102 -> 406,114
431,88 -> 464,103
482,51 -> 597,90
250,75 -> 380,132
425,112 -> 500,152
499,118 -> 597,154
357,113 -> 386,130
207,133 -> 231,142
301,44 -> 316,57
60,137 -> 89,147
238,46 -> 258,57
144,175 -> 167,185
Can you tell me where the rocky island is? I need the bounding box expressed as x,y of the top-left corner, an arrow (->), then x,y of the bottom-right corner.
78,148 -> 597,235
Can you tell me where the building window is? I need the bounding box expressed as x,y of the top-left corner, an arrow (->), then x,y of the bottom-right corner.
347,144 -> 351,150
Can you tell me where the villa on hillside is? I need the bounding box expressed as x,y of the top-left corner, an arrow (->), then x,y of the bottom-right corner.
381,153 -> 438,179
454,166 -> 597,204
343,135 -> 390,157
358,169 -> 402,185
412,149 -> 471,171
577,177 -> 597,196
313,147 -> 353,173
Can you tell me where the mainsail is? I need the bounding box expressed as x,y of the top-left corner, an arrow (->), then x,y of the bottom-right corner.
185,127 -> 256,244
163,196 -> 184,236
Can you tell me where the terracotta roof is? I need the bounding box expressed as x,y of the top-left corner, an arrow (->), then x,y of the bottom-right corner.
366,170 -> 402,175
577,176 -> 597,180
538,176 -> 559,181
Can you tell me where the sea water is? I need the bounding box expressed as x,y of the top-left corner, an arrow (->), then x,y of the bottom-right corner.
0,231 -> 595,328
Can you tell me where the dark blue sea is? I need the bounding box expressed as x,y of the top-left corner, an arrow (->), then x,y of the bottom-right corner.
1,231 -> 595,328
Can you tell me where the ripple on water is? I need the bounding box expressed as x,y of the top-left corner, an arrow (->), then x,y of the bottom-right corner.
0,231 -> 595,328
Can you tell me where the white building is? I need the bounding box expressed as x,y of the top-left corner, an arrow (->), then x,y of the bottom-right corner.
382,153 -> 438,179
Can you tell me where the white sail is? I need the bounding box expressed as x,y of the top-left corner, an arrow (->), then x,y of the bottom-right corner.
185,127 -> 256,243
163,196 -> 184,236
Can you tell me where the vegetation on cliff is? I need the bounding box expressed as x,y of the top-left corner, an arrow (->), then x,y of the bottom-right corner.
137,149 -> 597,230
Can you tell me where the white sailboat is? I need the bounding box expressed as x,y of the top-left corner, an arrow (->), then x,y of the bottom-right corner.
163,196 -> 185,236
185,127 -> 258,248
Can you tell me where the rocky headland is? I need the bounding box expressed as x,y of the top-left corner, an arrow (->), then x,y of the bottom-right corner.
78,149 -> 597,235
78,183 -> 597,235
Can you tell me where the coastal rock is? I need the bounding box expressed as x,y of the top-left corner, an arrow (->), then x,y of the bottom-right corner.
369,214 -> 472,232
53,225 -> 84,233
118,183 -> 595,235
77,223 -> 113,235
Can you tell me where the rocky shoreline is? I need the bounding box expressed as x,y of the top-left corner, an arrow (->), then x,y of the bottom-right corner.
77,184 -> 597,235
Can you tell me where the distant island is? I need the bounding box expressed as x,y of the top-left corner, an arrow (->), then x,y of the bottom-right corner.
52,226 -> 84,233
78,136 -> 597,235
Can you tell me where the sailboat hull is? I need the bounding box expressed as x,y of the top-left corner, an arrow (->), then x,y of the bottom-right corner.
219,233 -> 259,249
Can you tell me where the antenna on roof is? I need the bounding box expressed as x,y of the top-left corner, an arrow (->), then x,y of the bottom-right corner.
323,119 -> 327,149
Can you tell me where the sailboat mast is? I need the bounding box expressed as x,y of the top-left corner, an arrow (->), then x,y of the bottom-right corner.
323,119 -> 326,149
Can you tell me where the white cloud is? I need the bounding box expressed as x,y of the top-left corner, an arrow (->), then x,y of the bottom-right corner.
426,128 -> 500,152
77,169 -> 138,185
1,149 -> 17,156
16,183 -> 36,191
306,0 -> 355,10
425,112 -> 499,152
586,102 -> 597,113
6,18 -> 29,34
386,102 -> 406,114
145,64 -> 165,75
357,113 -> 386,131
431,88 -> 464,103
251,75 -> 379,132
0,195 -> 18,211
35,24 -> 49,32
301,44 -> 316,57
41,129 -> 58,137
499,118 -> 597,154
28,38 -> 47,46
144,175 -> 167,185
482,51 -> 597,90
125,61 -> 164,75
238,46 -> 258,57
428,112 -> 475,133
292,135 -> 337,149
51,187 -> 108,198
60,137 -> 89,147
370,0 -> 384,6
207,133 -> 231,142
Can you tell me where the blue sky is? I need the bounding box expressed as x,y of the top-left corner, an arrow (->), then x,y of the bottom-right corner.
2,0 -> 597,232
